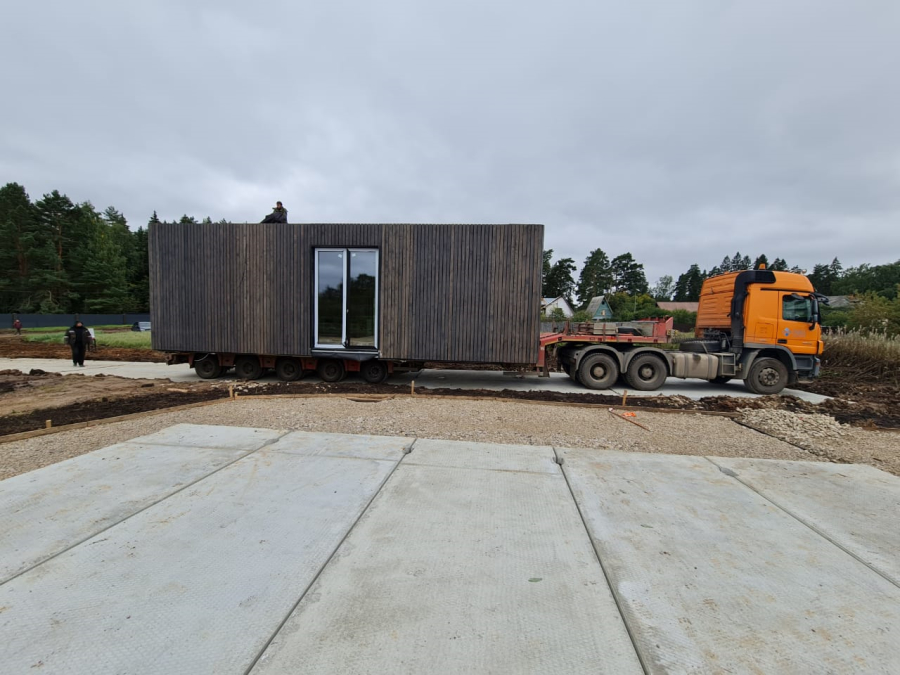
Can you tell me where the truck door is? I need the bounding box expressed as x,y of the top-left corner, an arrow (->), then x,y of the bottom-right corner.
777,293 -> 817,355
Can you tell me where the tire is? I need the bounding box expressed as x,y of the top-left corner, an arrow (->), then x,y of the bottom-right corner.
680,339 -> 722,354
711,376 -> 732,385
194,355 -> 222,379
275,357 -> 303,382
577,353 -> 619,390
360,360 -> 388,384
234,355 -> 263,380
625,353 -> 668,391
561,362 -> 571,375
317,359 -> 345,383
744,357 -> 789,395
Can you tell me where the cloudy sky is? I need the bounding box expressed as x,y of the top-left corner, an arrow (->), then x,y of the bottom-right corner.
2,0 -> 898,283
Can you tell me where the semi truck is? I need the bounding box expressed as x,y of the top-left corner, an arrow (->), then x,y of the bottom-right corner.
150,223 -> 823,395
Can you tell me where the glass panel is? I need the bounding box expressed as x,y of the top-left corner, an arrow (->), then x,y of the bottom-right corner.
317,251 -> 344,346
782,295 -> 812,322
347,250 -> 378,347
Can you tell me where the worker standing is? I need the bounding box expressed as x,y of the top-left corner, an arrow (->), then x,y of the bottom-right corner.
12,318 -> 22,335
65,321 -> 90,367
261,201 -> 288,223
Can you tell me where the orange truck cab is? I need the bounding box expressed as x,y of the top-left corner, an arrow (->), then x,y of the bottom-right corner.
681,268 -> 826,394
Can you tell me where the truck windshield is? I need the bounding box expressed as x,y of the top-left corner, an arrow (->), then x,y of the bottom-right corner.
782,295 -> 813,322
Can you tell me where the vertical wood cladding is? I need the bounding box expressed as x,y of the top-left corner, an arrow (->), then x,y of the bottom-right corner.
150,223 -> 542,363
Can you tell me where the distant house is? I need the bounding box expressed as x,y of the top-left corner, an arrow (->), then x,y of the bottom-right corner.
656,301 -> 699,313
541,296 -> 574,318
585,295 -> 614,321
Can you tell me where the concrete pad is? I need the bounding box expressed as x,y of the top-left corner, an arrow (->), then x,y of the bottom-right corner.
406,437 -> 558,473
0,448 -> 401,674
267,430 -> 413,461
252,445 -> 642,674
130,422 -> 285,450
711,457 -> 900,587
559,448 -> 900,673
0,442 -> 250,584
0,357 -> 201,382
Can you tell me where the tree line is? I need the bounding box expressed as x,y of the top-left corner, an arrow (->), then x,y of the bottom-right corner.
543,247 -> 900,307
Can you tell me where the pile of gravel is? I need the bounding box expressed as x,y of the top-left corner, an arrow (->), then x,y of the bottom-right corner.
740,408 -> 848,445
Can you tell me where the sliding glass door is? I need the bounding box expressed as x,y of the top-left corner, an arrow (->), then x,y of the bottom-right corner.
314,248 -> 378,349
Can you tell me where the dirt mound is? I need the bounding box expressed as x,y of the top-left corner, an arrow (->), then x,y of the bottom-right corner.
0,337 -> 165,363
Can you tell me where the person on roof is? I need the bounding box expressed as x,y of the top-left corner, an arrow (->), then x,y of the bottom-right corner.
261,201 -> 288,223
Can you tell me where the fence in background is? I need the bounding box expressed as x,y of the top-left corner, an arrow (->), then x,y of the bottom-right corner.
2,314 -> 151,329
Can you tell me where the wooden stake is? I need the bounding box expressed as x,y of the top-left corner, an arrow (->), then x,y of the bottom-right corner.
45,420 -> 52,429
608,408 -> 649,431
622,390 -> 628,406
411,380 -> 415,396
229,385 -> 234,400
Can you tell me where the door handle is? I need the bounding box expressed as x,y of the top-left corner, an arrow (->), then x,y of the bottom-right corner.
777,339 -> 787,344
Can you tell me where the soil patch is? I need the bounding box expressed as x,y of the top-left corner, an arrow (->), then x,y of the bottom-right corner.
0,336 -> 164,362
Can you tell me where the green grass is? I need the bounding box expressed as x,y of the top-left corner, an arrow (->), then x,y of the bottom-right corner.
14,324 -> 131,333
24,330 -> 153,349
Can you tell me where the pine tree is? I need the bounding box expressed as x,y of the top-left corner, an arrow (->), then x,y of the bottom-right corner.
770,258 -> 789,271
752,254 -> 769,269
544,258 -> 577,303
575,248 -> 613,307
541,250 -> 554,296
674,264 -> 705,301
610,253 -> 648,295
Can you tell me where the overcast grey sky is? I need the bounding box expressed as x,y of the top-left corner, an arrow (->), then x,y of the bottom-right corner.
1,0 -> 898,283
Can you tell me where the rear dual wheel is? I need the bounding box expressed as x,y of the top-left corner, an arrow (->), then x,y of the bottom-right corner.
624,354 -> 668,391
194,355 -> 222,379
577,353 -> 619,390
360,360 -> 389,384
275,357 -> 304,382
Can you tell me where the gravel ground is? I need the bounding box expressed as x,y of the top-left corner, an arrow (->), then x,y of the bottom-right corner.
2,397 -> 898,480
739,408 -> 900,476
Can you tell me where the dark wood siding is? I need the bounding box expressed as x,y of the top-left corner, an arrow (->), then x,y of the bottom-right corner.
150,223 -> 543,363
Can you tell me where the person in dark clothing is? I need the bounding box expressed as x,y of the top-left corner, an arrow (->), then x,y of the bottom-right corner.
65,321 -> 90,367
13,318 -> 22,335
261,201 -> 288,223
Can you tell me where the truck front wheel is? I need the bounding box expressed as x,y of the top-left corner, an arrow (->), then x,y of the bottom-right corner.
577,353 -> 618,390
625,354 -> 668,391
744,358 -> 788,395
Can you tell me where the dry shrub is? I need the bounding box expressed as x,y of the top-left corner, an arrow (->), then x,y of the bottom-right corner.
823,328 -> 900,383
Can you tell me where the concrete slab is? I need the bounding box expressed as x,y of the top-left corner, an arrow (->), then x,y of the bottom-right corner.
267,430 -> 413,461
0,357 -> 829,402
405,437 -> 559,473
252,443 -> 642,674
711,457 -> 900,586
0,446 -> 403,674
129,422 -> 285,451
0,442 -> 250,584
559,448 -> 900,673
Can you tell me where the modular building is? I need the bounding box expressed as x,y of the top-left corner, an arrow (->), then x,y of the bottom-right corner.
149,222 -> 543,380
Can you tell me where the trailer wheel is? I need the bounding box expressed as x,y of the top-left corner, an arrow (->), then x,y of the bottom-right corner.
577,353 -> 618,390
234,355 -> 263,380
361,360 -> 388,384
317,359 -> 345,383
194,355 -> 222,379
625,354 -> 668,391
711,376 -> 732,385
744,358 -> 788,395
275,357 -> 303,382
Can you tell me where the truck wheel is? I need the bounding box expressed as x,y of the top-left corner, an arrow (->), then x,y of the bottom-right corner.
234,355 -> 263,380
577,353 -> 618,390
625,354 -> 668,391
317,359 -> 345,383
194,356 -> 222,379
711,376 -> 732,385
744,358 -> 788,395
275,357 -> 303,382
361,360 -> 388,384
